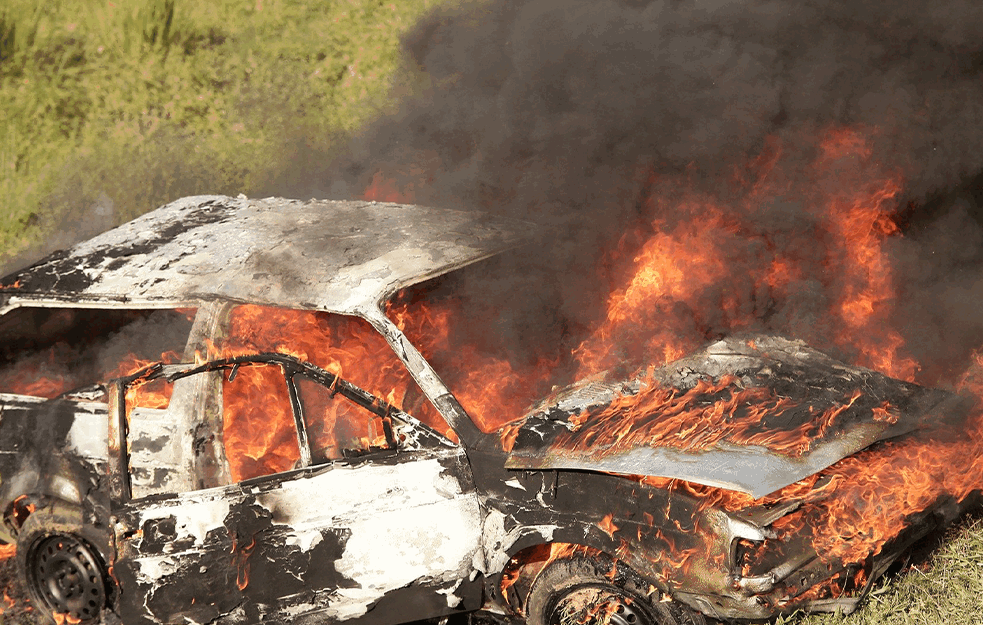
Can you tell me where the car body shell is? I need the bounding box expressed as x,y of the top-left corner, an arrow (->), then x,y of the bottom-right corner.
0,196 -> 977,624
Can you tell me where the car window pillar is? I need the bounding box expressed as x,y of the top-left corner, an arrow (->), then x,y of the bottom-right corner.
106,380 -> 131,503
184,302 -> 234,488
360,305 -> 482,446
285,372 -> 314,468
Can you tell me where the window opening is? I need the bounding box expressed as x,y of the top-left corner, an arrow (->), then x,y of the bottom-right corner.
217,305 -> 450,436
222,362 -> 298,482
296,375 -> 395,464
0,307 -> 195,398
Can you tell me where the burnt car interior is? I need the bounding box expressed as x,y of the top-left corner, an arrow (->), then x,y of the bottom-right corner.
120,353 -> 414,498
0,306 -> 196,398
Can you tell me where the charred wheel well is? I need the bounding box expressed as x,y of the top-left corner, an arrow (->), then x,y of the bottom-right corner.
2,493 -> 41,538
14,498 -> 118,618
497,541 -> 662,617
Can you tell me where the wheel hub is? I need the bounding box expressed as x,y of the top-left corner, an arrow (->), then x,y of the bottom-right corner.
29,535 -> 105,622
550,585 -> 651,625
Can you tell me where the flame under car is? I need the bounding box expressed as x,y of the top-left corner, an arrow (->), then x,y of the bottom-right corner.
0,195 -> 978,625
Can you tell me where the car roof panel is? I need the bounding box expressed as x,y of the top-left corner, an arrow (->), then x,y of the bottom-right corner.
0,195 -> 524,315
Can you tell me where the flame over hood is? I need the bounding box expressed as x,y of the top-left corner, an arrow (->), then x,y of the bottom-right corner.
504,335 -> 970,499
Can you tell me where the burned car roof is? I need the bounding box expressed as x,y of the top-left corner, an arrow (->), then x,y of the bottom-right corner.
0,195 -> 524,315
506,335 -> 970,498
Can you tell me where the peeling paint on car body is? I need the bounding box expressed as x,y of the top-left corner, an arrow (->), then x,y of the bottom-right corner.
0,195 -> 524,316
93,355 -> 487,625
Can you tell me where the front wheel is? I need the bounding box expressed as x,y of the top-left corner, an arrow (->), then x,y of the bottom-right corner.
16,508 -> 111,624
525,556 -> 705,625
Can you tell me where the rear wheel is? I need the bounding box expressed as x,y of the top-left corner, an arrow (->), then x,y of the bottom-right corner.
525,556 -> 705,625
16,507 -> 110,624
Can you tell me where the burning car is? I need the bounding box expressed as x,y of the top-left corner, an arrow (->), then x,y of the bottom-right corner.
0,195 -> 979,625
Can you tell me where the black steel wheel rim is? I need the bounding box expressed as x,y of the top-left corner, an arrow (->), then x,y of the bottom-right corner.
27,534 -> 105,621
548,584 -> 653,625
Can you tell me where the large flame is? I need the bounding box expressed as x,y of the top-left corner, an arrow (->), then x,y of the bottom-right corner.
216,305 -> 443,481
373,126 -> 983,603
387,297 -> 560,433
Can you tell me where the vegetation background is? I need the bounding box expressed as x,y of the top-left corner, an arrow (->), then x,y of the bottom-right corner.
0,0 -> 433,271
0,0 -> 981,623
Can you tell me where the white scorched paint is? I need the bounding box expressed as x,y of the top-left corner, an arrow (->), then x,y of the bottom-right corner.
266,455 -> 482,620
480,508 -> 559,575
3,196 -> 525,316
130,453 -> 482,621
134,492 -> 232,548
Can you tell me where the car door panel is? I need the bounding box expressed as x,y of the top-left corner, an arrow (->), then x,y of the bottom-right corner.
110,357 -> 484,625
115,448 -> 482,625
253,447 -> 483,623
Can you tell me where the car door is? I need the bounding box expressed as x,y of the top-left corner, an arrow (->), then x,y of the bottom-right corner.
108,358 -> 484,625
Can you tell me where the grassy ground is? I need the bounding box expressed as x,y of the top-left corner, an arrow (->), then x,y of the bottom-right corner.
779,515 -> 983,625
0,0 -> 439,270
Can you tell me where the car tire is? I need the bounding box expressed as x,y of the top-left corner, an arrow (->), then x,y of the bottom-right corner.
16,506 -> 111,624
525,556 -> 706,625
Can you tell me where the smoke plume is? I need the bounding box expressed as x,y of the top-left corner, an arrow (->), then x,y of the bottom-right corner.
312,0 -> 983,389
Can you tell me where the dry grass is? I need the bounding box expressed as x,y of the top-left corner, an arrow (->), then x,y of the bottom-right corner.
779,515 -> 983,625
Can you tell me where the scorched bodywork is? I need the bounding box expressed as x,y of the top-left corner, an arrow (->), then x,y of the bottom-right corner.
0,195 -> 978,625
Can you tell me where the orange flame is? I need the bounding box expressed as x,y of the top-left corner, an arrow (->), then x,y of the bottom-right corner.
549,376 -> 865,459
573,206 -> 736,375
597,514 -> 619,539
217,305 -> 444,481
231,536 -> 256,591
387,297 -> 559,433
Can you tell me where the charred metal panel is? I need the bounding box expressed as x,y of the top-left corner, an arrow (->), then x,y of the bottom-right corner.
469,447 -> 744,618
0,393 -> 108,465
313,452 -> 483,622
113,445 -> 483,625
127,407 -> 184,498
506,336 -> 970,498
0,395 -> 100,509
1,196 -> 525,316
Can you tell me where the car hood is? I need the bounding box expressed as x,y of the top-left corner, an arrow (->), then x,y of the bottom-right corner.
504,336 -> 970,498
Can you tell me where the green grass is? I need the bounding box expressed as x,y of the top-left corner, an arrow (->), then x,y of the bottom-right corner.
0,0 -> 440,268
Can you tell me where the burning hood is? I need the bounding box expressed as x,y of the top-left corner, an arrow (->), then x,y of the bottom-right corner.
505,336 -> 970,498
0,195 -> 524,315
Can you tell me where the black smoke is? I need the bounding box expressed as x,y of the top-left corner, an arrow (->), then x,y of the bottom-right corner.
300,0 -> 983,389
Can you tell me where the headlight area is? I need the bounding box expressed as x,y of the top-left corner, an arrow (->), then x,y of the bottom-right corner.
724,532 -> 868,617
